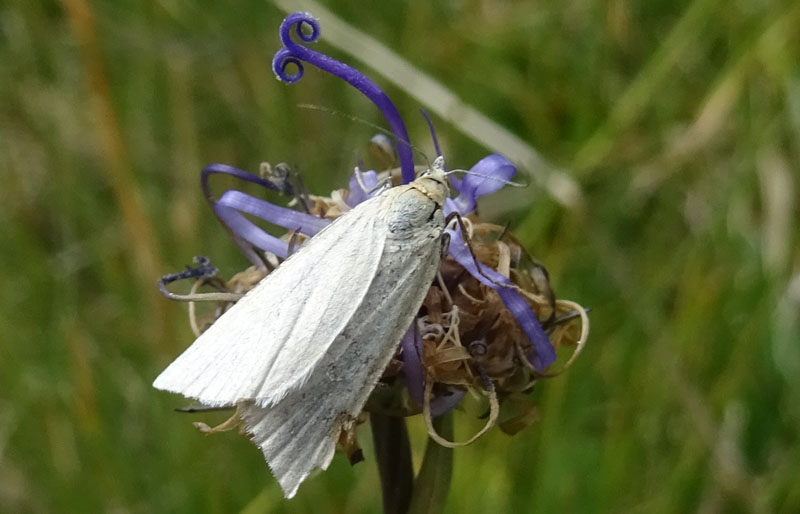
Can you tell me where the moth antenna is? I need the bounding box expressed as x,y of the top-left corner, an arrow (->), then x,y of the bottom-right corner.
444,168 -> 527,188
417,151 -> 432,173
296,103 -> 430,166
353,168 -> 393,195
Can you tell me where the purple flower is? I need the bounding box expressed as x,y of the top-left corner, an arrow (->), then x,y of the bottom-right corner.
447,154 -> 518,215
346,169 -> 379,207
181,12 -> 560,420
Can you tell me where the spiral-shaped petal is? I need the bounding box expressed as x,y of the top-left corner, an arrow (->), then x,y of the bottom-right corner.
272,12 -> 415,183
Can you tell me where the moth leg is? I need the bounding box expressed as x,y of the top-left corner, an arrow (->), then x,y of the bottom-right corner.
193,408 -> 243,434
444,212 -> 507,288
338,422 -> 364,465
365,174 -> 394,194
444,212 -> 541,297
439,230 -> 451,259
286,230 -> 301,257
444,212 -> 485,279
433,231 -> 455,306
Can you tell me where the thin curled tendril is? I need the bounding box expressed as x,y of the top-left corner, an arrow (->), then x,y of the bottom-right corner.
272,12 -> 415,184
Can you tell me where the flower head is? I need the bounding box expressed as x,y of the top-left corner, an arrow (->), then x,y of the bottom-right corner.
160,11 -> 587,454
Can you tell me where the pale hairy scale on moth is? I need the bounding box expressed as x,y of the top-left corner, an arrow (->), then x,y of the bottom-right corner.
153,156 -> 451,498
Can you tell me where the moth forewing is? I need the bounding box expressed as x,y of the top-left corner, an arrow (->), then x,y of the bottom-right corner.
152,197 -> 388,405
154,161 -> 450,498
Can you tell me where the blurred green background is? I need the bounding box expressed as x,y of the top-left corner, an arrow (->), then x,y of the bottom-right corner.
2,0 -> 799,512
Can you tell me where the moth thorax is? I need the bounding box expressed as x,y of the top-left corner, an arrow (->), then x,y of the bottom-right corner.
386,188 -> 443,234
413,176 -> 449,207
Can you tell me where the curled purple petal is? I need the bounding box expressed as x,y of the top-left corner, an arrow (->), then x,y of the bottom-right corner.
401,324 -> 467,417
272,48 -> 304,83
200,162 -> 330,262
217,190 -> 329,236
214,190 -> 330,259
213,203 -> 290,258
446,229 -> 556,371
346,169 -> 379,207
201,163 -> 280,195
452,154 -> 517,214
272,12 -> 415,184
201,164 -> 285,267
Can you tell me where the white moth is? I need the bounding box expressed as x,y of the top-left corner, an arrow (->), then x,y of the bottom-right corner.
154,157 -> 450,498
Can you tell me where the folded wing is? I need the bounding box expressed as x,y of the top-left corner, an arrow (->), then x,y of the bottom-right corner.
239,226 -> 444,497
153,193 -> 389,406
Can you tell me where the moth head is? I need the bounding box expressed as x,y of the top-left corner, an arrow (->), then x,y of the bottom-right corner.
414,155 -> 449,207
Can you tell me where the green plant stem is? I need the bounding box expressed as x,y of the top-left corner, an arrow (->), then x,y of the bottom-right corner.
408,413 -> 453,514
371,413 -> 414,514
